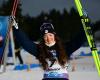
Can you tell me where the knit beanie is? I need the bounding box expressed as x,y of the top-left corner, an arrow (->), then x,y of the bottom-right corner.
40,23 -> 56,36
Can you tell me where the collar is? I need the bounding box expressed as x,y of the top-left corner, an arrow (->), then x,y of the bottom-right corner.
45,42 -> 56,47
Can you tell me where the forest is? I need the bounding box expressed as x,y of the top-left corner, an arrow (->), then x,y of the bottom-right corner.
0,0 -> 100,44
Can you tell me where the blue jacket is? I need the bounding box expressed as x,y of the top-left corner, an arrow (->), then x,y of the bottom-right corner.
13,27 -> 86,58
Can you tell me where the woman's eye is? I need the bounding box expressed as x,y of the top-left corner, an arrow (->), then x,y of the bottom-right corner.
49,34 -> 53,36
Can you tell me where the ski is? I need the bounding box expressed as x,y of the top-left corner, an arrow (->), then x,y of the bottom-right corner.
75,0 -> 100,76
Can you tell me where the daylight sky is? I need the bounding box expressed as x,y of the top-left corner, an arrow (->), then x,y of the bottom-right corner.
0,0 -> 100,22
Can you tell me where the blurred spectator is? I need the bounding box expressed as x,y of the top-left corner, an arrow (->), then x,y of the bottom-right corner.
14,37 -> 23,64
0,35 -> 3,47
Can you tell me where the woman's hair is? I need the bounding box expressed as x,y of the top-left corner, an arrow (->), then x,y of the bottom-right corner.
37,34 -> 68,70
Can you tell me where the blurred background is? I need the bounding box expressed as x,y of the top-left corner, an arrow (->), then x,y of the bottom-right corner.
0,0 -> 100,80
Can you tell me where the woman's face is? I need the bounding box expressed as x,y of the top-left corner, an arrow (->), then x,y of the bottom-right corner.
43,33 -> 55,44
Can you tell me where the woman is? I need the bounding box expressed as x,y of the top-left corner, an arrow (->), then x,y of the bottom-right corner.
13,22 -> 86,80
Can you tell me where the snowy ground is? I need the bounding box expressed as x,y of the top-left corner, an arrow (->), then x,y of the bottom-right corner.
0,67 -> 99,80
0,47 -> 100,80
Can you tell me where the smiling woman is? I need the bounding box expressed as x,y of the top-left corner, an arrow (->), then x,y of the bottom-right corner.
12,19 -> 86,80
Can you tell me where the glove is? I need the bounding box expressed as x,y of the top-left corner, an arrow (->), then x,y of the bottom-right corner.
10,16 -> 19,29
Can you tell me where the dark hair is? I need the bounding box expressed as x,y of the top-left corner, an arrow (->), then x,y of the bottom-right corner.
37,34 -> 68,70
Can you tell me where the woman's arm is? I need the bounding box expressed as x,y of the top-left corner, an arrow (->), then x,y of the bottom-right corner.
13,27 -> 38,57
65,27 -> 86,58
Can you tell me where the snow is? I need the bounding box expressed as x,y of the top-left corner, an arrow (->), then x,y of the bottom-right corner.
0,47 -> 100,80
